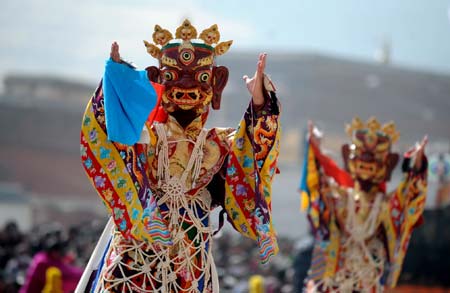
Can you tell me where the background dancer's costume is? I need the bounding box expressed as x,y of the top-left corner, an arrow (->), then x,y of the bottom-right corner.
300,117 -> 427,292
80,20 -> 280,292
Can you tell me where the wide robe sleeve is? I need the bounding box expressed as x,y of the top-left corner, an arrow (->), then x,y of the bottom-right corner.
381,153 -> 428,287
80,59 -> 171,245
299,139 -> 353,236
223,89 -> 281,264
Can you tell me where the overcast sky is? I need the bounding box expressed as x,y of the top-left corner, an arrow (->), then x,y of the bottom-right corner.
1,0 -> 450,85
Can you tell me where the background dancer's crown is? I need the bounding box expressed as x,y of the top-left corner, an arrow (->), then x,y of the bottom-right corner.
346,116 -> 400,143
143,19 -> 233,60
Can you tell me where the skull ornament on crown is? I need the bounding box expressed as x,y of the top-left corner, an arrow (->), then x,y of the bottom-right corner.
143,20 -> 233,122
342,117 -> 401,190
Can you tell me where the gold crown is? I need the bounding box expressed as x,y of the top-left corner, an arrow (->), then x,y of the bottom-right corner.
143,19 -> 233,59
345,116 -> 400,143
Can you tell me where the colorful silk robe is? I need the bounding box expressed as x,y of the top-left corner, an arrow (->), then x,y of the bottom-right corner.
300,140 -> 427,290
80,63 -> 280,292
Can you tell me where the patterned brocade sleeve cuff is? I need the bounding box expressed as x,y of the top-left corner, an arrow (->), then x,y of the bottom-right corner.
401,153 -> 428,178
395,153 -> 428,215
242,75 -> 281,169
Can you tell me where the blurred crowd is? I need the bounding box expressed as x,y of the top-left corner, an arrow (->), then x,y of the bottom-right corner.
0,219 -> 104,292
1,206 -> 449,292
399,206 -> 450,288
212,231 -> 303,293
0,218 -> 308,293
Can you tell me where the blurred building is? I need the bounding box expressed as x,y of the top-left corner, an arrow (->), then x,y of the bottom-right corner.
0,75 -> 101,228
0,183 -> 31,231
1,74 -> 94,109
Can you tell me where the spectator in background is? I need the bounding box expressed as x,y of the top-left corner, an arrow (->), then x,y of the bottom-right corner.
435,153 -> 450,208
20,226 -> 82,293
293,232 -> 313,292
0,221 -> 23,269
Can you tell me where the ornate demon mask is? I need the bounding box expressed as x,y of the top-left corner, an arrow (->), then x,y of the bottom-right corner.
342,117 -> 400,187
143,20 -> 232,120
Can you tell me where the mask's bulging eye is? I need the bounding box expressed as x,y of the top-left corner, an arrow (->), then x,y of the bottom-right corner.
162,70 -> 178,81
182,52 -> 191,60
179,49 -> 194,65
196,71 -> 211,83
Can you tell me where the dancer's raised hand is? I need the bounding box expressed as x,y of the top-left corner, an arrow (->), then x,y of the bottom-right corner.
243,53 -> 267,106
110,41 -> 121,63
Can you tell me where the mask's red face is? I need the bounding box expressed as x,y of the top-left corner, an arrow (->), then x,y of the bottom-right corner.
349,130 -> 392,182
343,129 -> 399,189
147,43 -> 229,117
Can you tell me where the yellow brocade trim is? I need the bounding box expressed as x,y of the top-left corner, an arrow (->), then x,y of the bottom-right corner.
81,102 -> 151,242
300,191 -> 309,211
324,220 -> 340,278
396,177 -> 407,208
379,200 -> 397,267
146,123 -> 158,146
81,101 -> 112,216
305,145 -> 321,229
224,116 -> 281,241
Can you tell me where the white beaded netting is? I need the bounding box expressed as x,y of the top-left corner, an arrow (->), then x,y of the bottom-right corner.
95,124 -> 218,293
